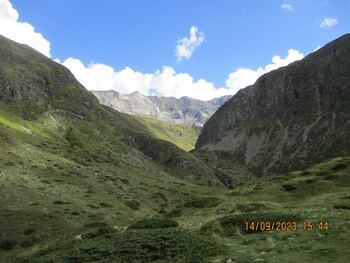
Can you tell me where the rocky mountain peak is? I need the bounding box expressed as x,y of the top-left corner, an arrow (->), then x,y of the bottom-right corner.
92,91 -> 231,126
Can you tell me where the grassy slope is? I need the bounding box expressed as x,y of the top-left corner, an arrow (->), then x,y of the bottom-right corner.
0,36 -> 349,262
0,106 -> 223,259
135,116 -> 201,151
1,115 -> 349,263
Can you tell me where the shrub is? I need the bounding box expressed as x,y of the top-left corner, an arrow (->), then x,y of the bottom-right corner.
24,228 -> 36,235
53,200 -> 70,205
124,200 -> 140,211
334,204 -> 350,210
99,202 -> 113,208
282,184 -> 298,192
86,204 -> 100,209
84,222 -> 107,228
0,239 -> 17,250
166,208 -> 182,218
65,127 -> 81,147
20,239 -> 34,248
183,197 -> 220,208
29,229 -> 224,262
128,218 -> 178,230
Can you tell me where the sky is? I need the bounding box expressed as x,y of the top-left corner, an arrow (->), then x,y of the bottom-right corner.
0,0 -> 349,100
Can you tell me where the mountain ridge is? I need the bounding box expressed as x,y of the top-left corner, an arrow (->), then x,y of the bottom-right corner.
91,90 -> 231,126
196,33 -> 350,176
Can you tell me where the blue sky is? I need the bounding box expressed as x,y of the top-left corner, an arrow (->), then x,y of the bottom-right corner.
2,0 -> 350,99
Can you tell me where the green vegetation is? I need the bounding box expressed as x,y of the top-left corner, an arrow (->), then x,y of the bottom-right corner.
123,200 -> 141,211
2,154 -> 348,262
183,197 -> 221,208
0,35 -> 349,262
25,228 -> 223,263
128,218 -> 179,229
136,116 -> 201,151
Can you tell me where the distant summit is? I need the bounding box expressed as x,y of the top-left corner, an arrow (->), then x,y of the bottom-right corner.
92,90 -> 231,126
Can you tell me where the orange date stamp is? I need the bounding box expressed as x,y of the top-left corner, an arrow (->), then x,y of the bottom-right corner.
243,221 -> 329,232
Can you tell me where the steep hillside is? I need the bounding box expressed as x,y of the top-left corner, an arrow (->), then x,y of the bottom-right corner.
135,116 -> 201,151
196,34 -> 350,176
0,34 -> 232,259
0,35 -> 223,187
92,90 -> 231,126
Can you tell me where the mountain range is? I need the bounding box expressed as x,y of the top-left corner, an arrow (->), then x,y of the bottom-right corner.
91,90 -> 231,126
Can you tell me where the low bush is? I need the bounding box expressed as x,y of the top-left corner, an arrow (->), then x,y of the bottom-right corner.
99,202 -> 113,208
84,222 -> 107,229
20,239 -> 34,248
128,218 -> 178,230
334,204 -> 350,210
183,197 -> 220,208
282,184 -> 298,192
29,228 -> 224,262
124,200 -> 140,210
53,200 -> 70,205
0,239 -> 17,250
24,228 -> 36,235
166,208 -> 182,218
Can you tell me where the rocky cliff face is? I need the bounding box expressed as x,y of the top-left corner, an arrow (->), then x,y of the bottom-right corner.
196,34 -> 350,176
0,35 -> 98,119
92,90 -> 231,126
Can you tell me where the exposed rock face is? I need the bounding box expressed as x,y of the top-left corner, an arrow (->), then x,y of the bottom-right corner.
196,34 -> 350,176
92,90 -> 231,126
0,35 -> 98,118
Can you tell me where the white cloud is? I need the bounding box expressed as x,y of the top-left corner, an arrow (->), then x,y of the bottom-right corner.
320,17 -> 337,28
225,49 -> 304,95
62,58 -> 231,101
281,3 -> 294,11
176,26 -> 204,61
0,0 -> 51,57
1,1 -> 305,101
62,49 -> 304,101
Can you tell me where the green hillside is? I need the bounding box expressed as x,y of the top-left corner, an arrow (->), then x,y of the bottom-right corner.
2,153 -> 349,262
0,35 -> 349,262
135,116 -> 201,151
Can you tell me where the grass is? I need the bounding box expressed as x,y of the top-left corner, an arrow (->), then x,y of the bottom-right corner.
24,228 -> 224,263
136,116 -> 201,151
128,218 -> 179,230
0,35 -> 349,262
0,106 -> 349,262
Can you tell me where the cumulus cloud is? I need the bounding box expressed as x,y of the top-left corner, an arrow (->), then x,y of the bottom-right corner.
320,17 -> 337,28
62,58 -> 231,101
1,0 -> 305,101
0,0 -> 51,57
281,3 -> 294,11
176,26 -> 204,61
225,49 -> 304,95
62,49 -> 304,100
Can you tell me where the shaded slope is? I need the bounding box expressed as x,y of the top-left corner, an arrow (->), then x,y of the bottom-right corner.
196,34 -> 350,176
0,34 -> 222,187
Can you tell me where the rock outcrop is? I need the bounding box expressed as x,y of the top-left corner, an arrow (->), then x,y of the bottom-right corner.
196,34 -> 350,176
92,90 -> 231,126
